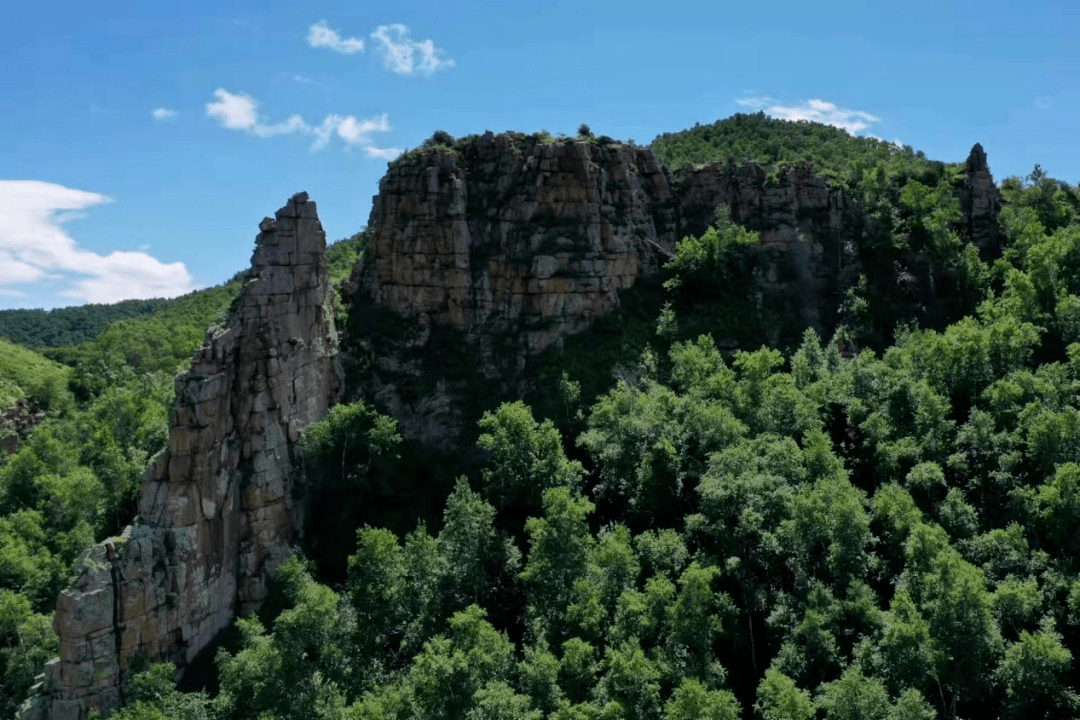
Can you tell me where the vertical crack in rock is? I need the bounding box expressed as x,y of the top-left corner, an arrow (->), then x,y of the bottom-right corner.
20,192 -> 341,720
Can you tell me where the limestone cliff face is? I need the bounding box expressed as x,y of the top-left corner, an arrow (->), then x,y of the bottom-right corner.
21,193 -> 341,720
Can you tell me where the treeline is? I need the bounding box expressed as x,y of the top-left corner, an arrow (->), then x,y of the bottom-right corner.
0,299 -> 167,349
650,112 -> 931,182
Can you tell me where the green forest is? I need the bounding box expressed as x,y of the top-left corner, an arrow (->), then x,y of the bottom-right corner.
5,114 -> 1080,719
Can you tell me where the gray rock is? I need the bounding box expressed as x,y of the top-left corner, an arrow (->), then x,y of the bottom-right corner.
25,194 -> 341,720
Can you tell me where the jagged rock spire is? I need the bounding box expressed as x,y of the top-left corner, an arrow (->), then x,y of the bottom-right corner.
961,143 -> 1002,254
20,193 -> 341,720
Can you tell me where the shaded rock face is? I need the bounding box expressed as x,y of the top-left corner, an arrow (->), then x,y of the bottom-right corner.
349,135 -> 854,445
961,142 -> 1002,254
22,193 -> 341,720
677,161 -> 852,340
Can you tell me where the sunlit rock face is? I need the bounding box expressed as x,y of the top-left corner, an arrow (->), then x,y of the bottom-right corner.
347,135 -> 855,444
21,193 -> 341,720
359,134 -> 680,357
359,136 -> 856,357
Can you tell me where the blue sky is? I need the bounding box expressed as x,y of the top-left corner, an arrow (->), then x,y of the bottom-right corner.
2,0 -> 1077,309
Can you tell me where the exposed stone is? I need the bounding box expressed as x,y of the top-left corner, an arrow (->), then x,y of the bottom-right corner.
961,142 -> 1002,254
346,136 -> 857,444
22,193 -> 341,720
357,137 -> 679,357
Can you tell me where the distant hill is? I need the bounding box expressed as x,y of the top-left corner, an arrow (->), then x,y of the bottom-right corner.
0,299 -> 167,349
650,111 -> 944,186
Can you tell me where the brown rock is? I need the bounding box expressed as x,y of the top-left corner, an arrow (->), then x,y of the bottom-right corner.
24,193 -> 341,720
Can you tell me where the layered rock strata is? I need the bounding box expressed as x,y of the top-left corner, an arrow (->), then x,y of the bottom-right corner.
21,193 -> 340,720
349,134 -> 854,444
359,134 -> 680,357
359,137 -> 852,357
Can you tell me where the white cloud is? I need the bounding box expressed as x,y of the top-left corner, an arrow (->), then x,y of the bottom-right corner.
205,90 -> 308,139
1035,95 -> 1053,110
152,107 -> 177,121
370,24 -> 454,76
312,113 -> 391,149
206,89 -> 260,130
366,146 -> 403,160
206,89 -> 393,156
283,72 -> 320,87
0,181 -> 195,305
735,96 -> 881,135
252,114 -> 307,138
308,20 -> 365,54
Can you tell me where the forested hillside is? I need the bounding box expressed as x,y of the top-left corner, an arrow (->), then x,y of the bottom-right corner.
0,300 -> 167,349
8,117 -> 1080,720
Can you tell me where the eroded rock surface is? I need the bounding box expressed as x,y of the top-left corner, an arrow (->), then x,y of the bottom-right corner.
961,142 -> 1003,254
348,135 -> 856,445
359,134 -> 680,357
21,193 -> 340,720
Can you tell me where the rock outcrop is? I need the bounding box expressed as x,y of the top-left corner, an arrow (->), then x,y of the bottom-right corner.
961,142 -> 1002,254
359,134 -> 679,358
20,193 -> 341,720
358,137 -> 851,356
347,134 -> 854,445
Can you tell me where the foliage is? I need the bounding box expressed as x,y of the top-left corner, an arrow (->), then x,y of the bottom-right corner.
477,401 -> 584,515
12,116 -> 1080,720
0,298 -> 166,349
663,207 -> 759,292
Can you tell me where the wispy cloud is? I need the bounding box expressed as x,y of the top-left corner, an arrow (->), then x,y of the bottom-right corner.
205,89 -> 307,138
365,146 -> 403,160
308,20 -> 365,54
312,113 -> 391,149
0,181 -> 195,305
205,89 -> 393,155
282,72 -> 322,88
1035,95 -> 1054,110
735,96 -> 880,135
735,96 -> 774,108
370,24 -> 454,76
152,107 -> 177,121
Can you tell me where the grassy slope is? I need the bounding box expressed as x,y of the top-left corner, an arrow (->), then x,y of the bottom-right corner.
0,340 -> 69,409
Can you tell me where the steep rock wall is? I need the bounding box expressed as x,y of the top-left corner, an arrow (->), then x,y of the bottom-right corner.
21,193 -> 341,720
358,137 -> 852,356
360,134 -> 679,357
961,142 -> 1002,254
348,135 -> 853,444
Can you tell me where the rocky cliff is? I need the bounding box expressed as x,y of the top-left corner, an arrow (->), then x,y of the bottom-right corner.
356,135 -> 853,357
20,193 -> 341,720
961,142 -> 1003,254
347,134 -> 853,445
